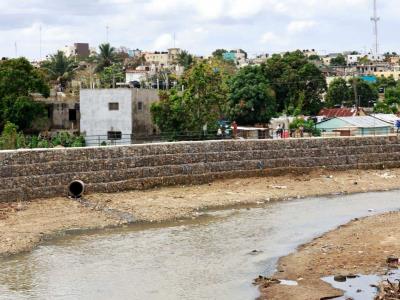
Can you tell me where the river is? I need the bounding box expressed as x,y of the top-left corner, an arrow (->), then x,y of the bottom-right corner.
0,191 -> 399,300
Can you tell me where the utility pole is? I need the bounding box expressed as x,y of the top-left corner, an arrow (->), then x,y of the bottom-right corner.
371,0 -> 380,55
353,75 -> 359,110
14,42 -> 18,58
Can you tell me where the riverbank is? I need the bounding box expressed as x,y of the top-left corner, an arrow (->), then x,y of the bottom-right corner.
259,208 -> 400,299
1,168 -> 400,258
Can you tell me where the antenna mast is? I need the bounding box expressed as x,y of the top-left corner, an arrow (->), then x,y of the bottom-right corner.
371,0 -> 380,55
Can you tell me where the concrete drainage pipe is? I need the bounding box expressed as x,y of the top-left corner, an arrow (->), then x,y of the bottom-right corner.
68,180 -> 85,198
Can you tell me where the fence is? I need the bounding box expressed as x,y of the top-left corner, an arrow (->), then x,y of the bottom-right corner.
82,127 -> 400,147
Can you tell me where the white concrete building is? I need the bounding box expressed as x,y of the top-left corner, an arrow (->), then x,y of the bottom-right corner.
346,54 -> 363,65
125,70 -> 147,84
80,88 -> 160,146
80,89 -> 133,146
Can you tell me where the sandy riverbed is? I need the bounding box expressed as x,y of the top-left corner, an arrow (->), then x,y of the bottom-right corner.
259,205 -> 400,299
1,168 -> 400,259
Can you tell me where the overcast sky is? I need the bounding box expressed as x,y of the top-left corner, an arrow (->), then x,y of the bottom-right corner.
0,0 -> 398,60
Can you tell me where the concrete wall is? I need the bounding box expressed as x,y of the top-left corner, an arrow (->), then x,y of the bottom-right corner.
2,136 -> 400,202
80,89 -> 133,146
80,88 -> 160,145
132,89 -> 159,136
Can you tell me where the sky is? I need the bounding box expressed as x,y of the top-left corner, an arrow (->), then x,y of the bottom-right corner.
0,0 -> 399,60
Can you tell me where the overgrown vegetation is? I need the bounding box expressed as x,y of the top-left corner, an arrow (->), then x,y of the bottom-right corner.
0,122 -> 85,150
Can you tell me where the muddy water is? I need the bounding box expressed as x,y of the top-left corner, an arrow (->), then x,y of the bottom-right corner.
0,191 -> 400,300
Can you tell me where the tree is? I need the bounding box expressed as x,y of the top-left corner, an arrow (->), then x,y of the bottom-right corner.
41,51 -> 77,88
177,50 -> 194,69
330,54 -> 347,67
99,63 -> 125,88
358,55 -> 371,65
96,43 -> 116,72
228,65 -> 276,125
0,122 -> 23,150
349,78 -> 378,107
150,90 -> 187,134
374,85 -> 400,113
376,75 -> 397,90
212,49 -> 228,59
263,51 -> 327,115
182,61 -> 229,130
0,58 -> 49,131
308,54 -> 321,61
325,78 -> 351,107
151,60 -> 230,133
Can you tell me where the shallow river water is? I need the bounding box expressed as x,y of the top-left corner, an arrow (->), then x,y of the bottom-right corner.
1,191 -> 400,300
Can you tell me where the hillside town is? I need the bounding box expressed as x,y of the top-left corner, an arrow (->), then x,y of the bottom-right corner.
2,42 -> 400,149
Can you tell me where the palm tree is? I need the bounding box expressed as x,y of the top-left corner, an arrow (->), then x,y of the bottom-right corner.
96,43 -> 116,72
42,51 -> 77,88
177,50 -> 194,69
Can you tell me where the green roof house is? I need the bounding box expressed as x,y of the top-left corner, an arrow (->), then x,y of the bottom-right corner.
316,116 -> 393,136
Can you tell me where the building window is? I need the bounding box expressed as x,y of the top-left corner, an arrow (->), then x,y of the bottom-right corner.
138,101 -> 143,111
69,109 -> 77,121
109,102 -> 119,111
107,131 -> 122,140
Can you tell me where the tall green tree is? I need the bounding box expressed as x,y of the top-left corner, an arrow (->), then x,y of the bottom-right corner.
212,49 -> 228,59
96,43 -> 116,72
177,50 -> 194,69
99,63 -> 125,88
325,78 -> 351,107
182,61 -> 229,130
228,65 -> 276,125
263,51 -> 327,115
349,78 -> 378,107
41,51 -> 77,88
0,58 -> 49,131
330,54 -> 347,67
375,85 -> 400,113
151,60 -> 230,133
150,90 -> 187,134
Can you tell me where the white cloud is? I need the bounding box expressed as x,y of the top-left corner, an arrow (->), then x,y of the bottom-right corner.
260,32 -> 278,44
287,20 -> 317,34
1,0 -> 400,59
152,33 -> 174,50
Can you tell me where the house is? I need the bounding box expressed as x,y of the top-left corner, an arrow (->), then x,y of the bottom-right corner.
347,54 -> 364,65
61,43 -> 90,58
322,53 -> 340,66
143,48 -> 181,67
316,116 -> 393,137
80,88 -> 160,146
32,91 -> 80,133
370,114 -> 400,127
318,107 -> 365,119
125,69 -> 147,85
223,49 -> 248,67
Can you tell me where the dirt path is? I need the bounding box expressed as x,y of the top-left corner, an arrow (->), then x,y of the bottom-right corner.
1,168 -> 400,258
259,209 -> 400,300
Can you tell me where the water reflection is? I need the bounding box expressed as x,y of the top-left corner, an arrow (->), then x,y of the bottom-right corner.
0,191 -> 399,300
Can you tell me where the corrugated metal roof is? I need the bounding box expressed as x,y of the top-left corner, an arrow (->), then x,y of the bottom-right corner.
337,116 -> 391,128
370,114 -> 400,125
318,108 -> 357,117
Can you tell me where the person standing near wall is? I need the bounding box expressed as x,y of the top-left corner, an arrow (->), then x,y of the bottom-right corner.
232,121 -> 238,139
